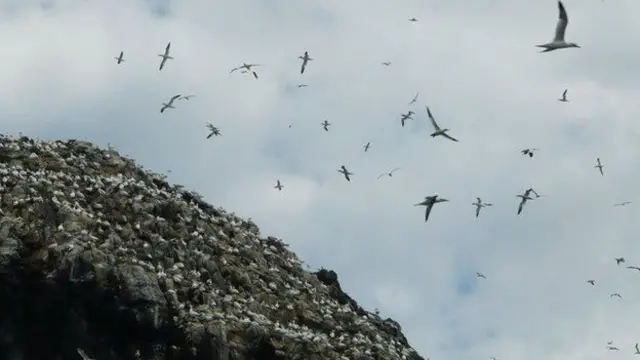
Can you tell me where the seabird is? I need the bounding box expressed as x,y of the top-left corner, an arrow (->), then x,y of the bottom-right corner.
559,89 -> 569,102
615,257 -> 625,265
297,84 -> 308,88
299,51 -> 313,74
160,94 -> 181,113
586,280 -> 595,285
608,345 -> 620,351
614,201 -> 631,206
476,272 -> 486,279
517,188 -> 538,215
382,61 -> 392,66
337,165 -> 353,182
377,167 -> 400,179
206,123 -> 221,138
521,148 -> 539,158
158,42 -> 173,71
321,120 -> 331,131
179,95 -> 196,101
401,111 -> 415,127
594,158 -> 604,176
536,1 -> 580,52
415,195 -> 449,223
364,142 -> 371,152
77,348 -> 94,360
114,51 -> 125,64
426,106 -> 459,142
626,266 -> 640,271
408,18 -> 418,22
408,92 -> 419,105
274,180 -> 283,191
610,293 -> 622,299
230,63 -> 261,78
472,197 -> 493,218
635,343 -> 640,355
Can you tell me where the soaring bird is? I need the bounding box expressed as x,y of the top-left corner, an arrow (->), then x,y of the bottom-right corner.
160,94 -> 181,113
607,345 -> 620,351
114,51 -> 125,64
158,42 -> 173,71
337,165 -> 353,182
408,18 -> 418,22
377,168 -> 400,179
616,257 -> 625,265
415,195 -> 449,223
206,123 -> 221,138
274,180 -> 283,191
558,89 -> 569,102
517,188 -> 538,215
408,92 -> 419,105
321,120 -> 331,131
536,1 -> 580,52
476,272 -> 487,279
626,266 -> 640,271
586,280 -> 595,285
382,61 -> 392,66
299,51 -> 313,74
230,63 -> 260,79
595,158 -> 604,176
614,201 -> 632,206
401,111 -> 415,127
610,293 -> 622,299
472,197 -> 493,218
364,142 -> 371,152
426,106 -> 459,142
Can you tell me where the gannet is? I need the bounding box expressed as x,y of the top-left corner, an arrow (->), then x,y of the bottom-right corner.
408,92 -> 419,105
299,51 -> 313,74
408,18 -> 418,22
401,111 -> 415,127
382,61 -> 392,66
521,148 -> 539,158
595,158 -> 604,176
377,167 -> 400,179
206,123 -> 221,138
476,272 -> 486,279
160,94 -> 181,113
114,51 -> 125,64
626,266 -> 640,271
415,195 -> 449,223
274,180 -> 283,191
536,1 -> 580,52
321,120 -> 331,131
158,42 -> 173,71
472,197 -> 493,218
364,142 -> 371,152
610,293 -> 622,299
615,257 -> 625,265
426,106 -> 459,142
337,165 -> 353,182
608,345 -> 620,351
635,343 -> 640,355
614,201 -> 631,206
586,280 -> 595,285
297,84 -> 308,88
77,348 -> 93,360
230,63 -> 260,74
559,89 -> 569,102
516,188 -> 537,215
179,95 -> 196,101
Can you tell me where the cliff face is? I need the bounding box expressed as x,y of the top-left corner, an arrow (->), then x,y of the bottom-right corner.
0,135 -> 424,360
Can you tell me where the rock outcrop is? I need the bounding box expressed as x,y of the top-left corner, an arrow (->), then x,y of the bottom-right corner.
0,134 -> 425,360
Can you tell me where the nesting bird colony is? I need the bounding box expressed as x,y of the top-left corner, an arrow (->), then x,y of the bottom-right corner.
0,135 -> 424,360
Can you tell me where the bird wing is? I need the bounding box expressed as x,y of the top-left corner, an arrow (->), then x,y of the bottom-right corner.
159,57 -> 167,71
377,173 -> 386,179
390,167 -> 400,173
253,71 -> 259,79
562,89 -> 567,97
554,1 -> 568,42
169,94 -> 182,103
77,349 -> 92,360
165,42 -> 171,54
517,198 -> 526,215
475,204 -> 481,217
442,132 -> 459,142
426,106 -> 441,131
230,67 -> 239,74
424,202 -> 434,222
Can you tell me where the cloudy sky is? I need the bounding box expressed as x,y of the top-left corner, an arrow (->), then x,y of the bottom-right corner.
4,0 -> 640,358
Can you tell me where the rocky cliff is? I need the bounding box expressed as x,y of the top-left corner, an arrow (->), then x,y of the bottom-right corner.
0,134 -> 425,360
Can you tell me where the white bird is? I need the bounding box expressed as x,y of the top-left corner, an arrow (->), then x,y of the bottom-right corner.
595,158 -> 604,176
364,142 -> 371,152
415,195 -> 449,223
426,106 -> 459,142
377,168 -> 400,179
559,89 -> 569,102
382,61 -> 392,66
299,51 -> 313,74
338,165 -> 353,182
206,123 -> 221,138
274,180 -> 283,191
321,120 -> 331,131
472,197 -> 493,218
608,345 -> 620,351
230,63 -> 260,79
536,1 -> 580,52
158,42 -> 173,71
401,111 -> 414,127
408,92 -> 419,105
517,188 -> 537,215
610,293 -> 622,299
114,51 -> 125,64
476,272 -> 487,279
160,94 -> 181,113
614,201 -> 631,206
77,348 -> 94,360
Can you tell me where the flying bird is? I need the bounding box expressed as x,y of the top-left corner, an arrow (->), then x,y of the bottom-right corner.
626,266 -> 640,271
536,1 -> 580,52
616,257 -> 625,265
610,293 -> 622,299
472,197 -> 493,218
415,195 -> 449,223
364,142 -> 371,152
299,51 -> 313,74
77,348 -> 94,360
337,165 -> 353,182
114,51 -> 125,64
158,42 -> 173,71
635,343 -> 640,355
608,345 -> 620,351
179,95 -> 196,101
595,158 -> 604,176
230,63 -> 260,79
160,94 -> 181,113
408,18 -> 418,22
521,148 -> 539,158
586,280 -> 595,285
558,89 -> 569,102
382,61 -> 392,66
377,168 -> 400,179
401,111 -> 415,127
517,188 -> 538,215
321,120 -> 331,131
297,84 -> 308,88
476,272 -> 486,279
408,92 -> 419,105
426,106 -> 459,142
614,201 -> 631,206
274,180 -> 283,191
206,123 -> 221,138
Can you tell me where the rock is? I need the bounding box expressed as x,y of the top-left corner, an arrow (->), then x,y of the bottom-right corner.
0,134 -> 425,360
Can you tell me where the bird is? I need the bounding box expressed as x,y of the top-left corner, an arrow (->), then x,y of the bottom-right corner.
377,168 -> 400,179
517,188 -> 537,215
595,158 -> 604,176
614,201 -> 631,206
408,92 -> 419,105
635,343 -> 640,355
476,272 -> 486,279
586,280 -> 595,285
400,111 -> 415,127
206,123 -> 221,138
299,51 -> 313,74
521,148 -> 539,158
382,61 -> 392,66
610,293 -> 622,299
408,18 -> 418,22
608,345 -> 620,351
472,197 -> 493,218
626,266 -> 640,271
415,195 -> 449,223
297,84 -> 308,88
536,1 -> 580,52
274,180 -> 283,191
77,348 -> 94,360
426,106 -> 459,142
179,95 -> 196,101
615,257 -> 625,265
558,89 -> 569,102
321,120 -> 331,131
364,142 -> 371,152
230,63 -> 260,76
158,42 -> 173,71
114,51 -> 125,64
160,94 -> 181,113
337,165 -> 353,182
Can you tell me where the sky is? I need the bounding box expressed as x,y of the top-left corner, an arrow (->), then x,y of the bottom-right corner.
3,0 -> 640,359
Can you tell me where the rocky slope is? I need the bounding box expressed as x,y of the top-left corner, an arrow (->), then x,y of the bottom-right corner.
0,134 -> 425,360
